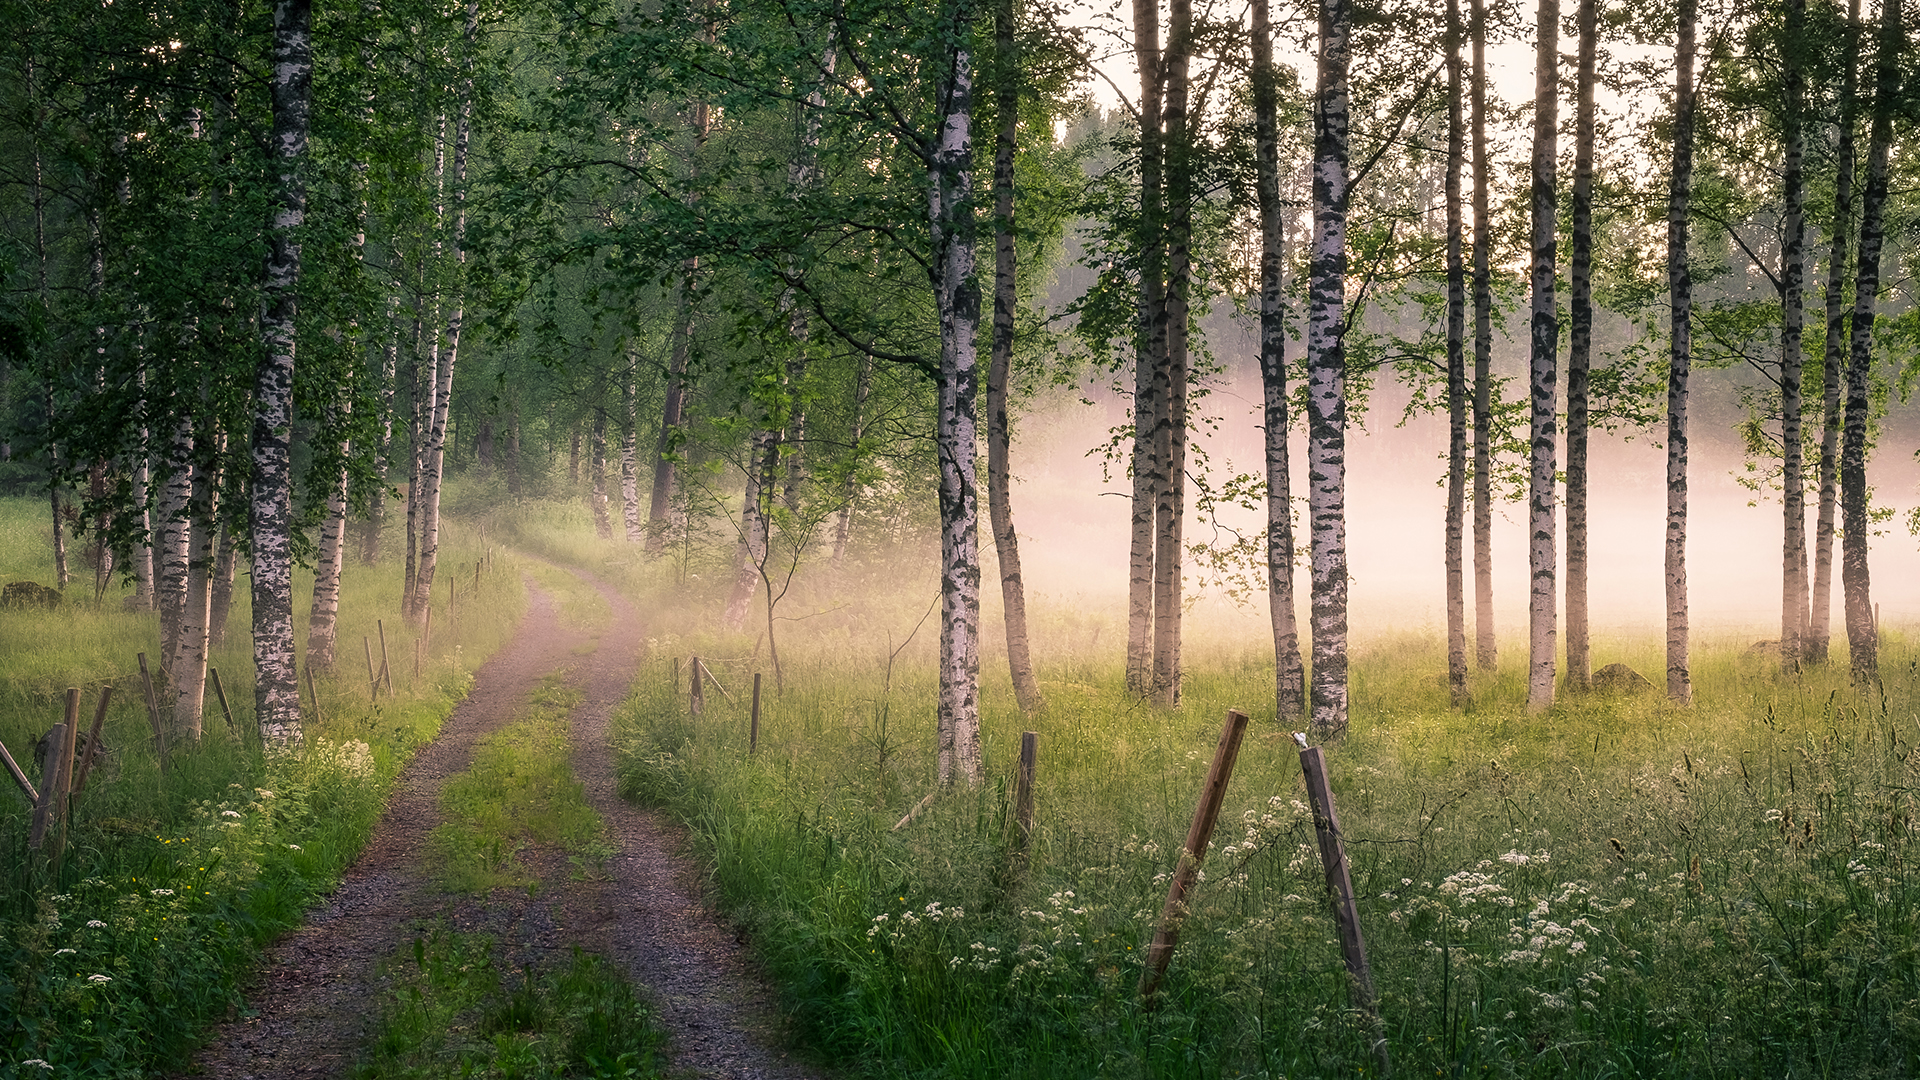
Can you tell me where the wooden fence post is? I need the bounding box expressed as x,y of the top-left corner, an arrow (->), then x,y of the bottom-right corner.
209,667 -> 236,736
365,636 -> 380,699
750,673 -> 762,754
73,685 -> 113,795
423,604 -> 433,652
1140,709 -> 1249,1001
690,655 -> 705,717
414,637 -> 423,682
378,620 -> 393,695
137,652 -> 169,776
0,738 -> 36,804
448,572 -> 456,625
1297,733 -> 1390,1077
29,721 -> 66,851
1014,731 -> 1038,859
305,663 -> 324,726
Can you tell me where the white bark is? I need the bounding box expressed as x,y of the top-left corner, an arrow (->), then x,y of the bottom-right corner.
252,0 -> 312,745
1526,0 -> 1559,714
1307,0 -> 1351,739
1664,0 -> 1696,705
933,27 -> 982,788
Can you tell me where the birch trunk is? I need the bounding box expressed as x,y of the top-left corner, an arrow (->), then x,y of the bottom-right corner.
1469,0 -> 1496,672
1124,0 -> 1165,697
1307,0 -> 1352,739
129,443 -> 154,610
307,437 -> 351,670
171,449 -> 219,740
1444,0 -> 1470,708
648,282 -> 691,554
1842,0 -> 1897,686
252,0 -> 312,745
932,26 -> 982,787
1525,0 -> 1559,715
722,432 -> 776,630
402,322 -> 424,618
590,408 -> 613,540
647,93 -> 711,555
830,352 -> 873,571
1778,0 -> 1809,671
1252,0 -> 1304,721
208,528 -> 236,648
410,1 -> 477,621
1812,0 -> 1860,666
362,324 -> 397,564
1664,0 -> 1697,705
1566,0 -> 1596,692
622,357 -> 642,541
988,0 -> 1043,715
156,416 -> 194,665
1151,0 -> 1191,707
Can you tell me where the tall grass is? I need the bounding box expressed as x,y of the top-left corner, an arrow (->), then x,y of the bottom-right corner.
0,497 -> 525,1077
595,539 -> 1920,1078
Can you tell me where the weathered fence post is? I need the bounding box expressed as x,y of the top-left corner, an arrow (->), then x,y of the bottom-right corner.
0,737 -> 35,804
423,604 -> 433,651
305,663 -> 324,726
377,620 -> 393,695
413,637 -> 424,682
1140,709 -> 1249,1001
750,672 -> 762,755
1296,732 -> 1389,1076
365,637 -> 380,699
448,572 -> 456,624
137,652 -> 169,776
690,655 -> 705,717
31,690 -> 80,855
73,685 -> 113,795
1014,731 -> 1038,858
209,667 -> 236,736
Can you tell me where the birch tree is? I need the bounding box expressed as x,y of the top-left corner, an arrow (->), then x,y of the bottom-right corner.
1444,0 -> 1469,708
1252,0 -> 1304,721
1809,0 -> 1860,666
1525,0 -> 1559,714
1841,0 -> 1899,686
1664,0 -> 1697,706
1565,0 -> 1597,693
1469,0 -> 1496,671
987,0 -> 1043,715
1307,0 -> 1351,739
251,0 -> 313,745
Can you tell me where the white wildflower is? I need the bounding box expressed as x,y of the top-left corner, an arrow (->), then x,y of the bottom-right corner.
149,889 -> 174,897
88,974 -> 111,983
86,920 -> 106,929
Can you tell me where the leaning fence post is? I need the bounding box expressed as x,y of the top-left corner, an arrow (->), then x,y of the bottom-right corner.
0,737 -> 36,804
690,655 -> 705,717
750,673 -> 762,755
49,689 -> 79,866
137,652 -> 169,776
1140,709 -> 1249,1001
305,663 -> 324,726
209,667 -> 236,737
365,636 -> 380,699
73,685 -> 113,795
29,721 -> 67,851
377,620 -> 394,695
1296,732 -> 1389,1076
1014,731 -> 1038,859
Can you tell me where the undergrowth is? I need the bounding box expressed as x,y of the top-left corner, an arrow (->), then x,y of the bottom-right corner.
602,567 -> 1920,1079
0,496 -> 524,1078
432,674 -> 613,892
353,927 -> 664,1079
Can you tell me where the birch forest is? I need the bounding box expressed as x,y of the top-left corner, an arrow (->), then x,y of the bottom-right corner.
4,0 -> 1920,1074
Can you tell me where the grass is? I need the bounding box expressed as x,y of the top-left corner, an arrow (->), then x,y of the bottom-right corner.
0,496 -> 527,1078
577,527 -> 1920,1079
353,928 -> 665,1080
432,674 -> 614,893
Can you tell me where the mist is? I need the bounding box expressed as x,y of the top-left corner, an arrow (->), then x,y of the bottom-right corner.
994,313 -> 1920,652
